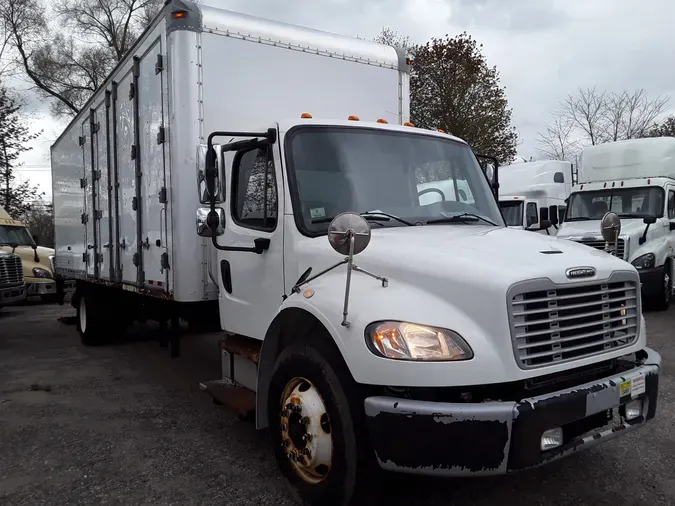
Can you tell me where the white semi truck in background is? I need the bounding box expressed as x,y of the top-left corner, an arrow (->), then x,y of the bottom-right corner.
557,137 -> 675,310
51,2 -> 662,504
497,160 -> 573,234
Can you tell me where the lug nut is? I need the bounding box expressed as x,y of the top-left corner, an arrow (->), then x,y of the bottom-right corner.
280,424 -> 287,431
287,451 -> 296,460
302,448 -> 311,456
281,439 -> 289,448
285,403 -> 294,410
292,404 -> 302,413
302,434 -> 313,442
280,410 -> 290,418
301,416 -> 310,425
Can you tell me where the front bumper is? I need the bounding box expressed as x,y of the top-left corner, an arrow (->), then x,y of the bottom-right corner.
0,284 -> 27,305
637,266 -> 664,297
26,280 -> 58,295
364,348 -> 661,476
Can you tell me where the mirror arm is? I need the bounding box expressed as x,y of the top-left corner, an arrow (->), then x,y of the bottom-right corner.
639,224 -> 651,245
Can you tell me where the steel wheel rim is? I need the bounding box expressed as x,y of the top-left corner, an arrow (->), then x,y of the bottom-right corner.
279,377 -> 333,484
665,273 -> 671,302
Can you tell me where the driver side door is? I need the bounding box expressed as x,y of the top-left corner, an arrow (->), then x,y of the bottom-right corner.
218,133 -> 285,341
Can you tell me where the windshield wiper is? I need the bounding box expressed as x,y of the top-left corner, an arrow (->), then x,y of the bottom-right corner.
426,213 -> 497,226
618,213 -> 645,219
564,217 -> 591,222
312,211 -> 413,226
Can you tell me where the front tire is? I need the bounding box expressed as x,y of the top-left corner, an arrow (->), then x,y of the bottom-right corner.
267,342 -> 379,505
649,264 -> 671,311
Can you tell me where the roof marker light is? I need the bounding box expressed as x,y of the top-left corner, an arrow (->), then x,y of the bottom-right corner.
377,118 -> 388,124
348,115 -> 359,121
173,10 -> 188,19
300,112 -> 312,119
437,128 -> 446,133
403,121 -> 414,127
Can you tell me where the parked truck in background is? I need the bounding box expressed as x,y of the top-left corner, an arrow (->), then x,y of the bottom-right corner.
497,160 -> 573,234
557,137 -> 675,310
51,2 -> 662,504
0,250 -> 26,310
0,205 -> 74,304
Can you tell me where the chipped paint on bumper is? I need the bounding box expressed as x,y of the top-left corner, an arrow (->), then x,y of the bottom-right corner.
364,348 -> 661,476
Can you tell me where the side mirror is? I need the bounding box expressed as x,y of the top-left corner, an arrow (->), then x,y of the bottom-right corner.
643,216 -> 657,225
540,219 -> 552,230
196,207 -> 225,237
198,144 -> 224,204
32,234 -> 39,245
549,205 -> 559,225
328,212 -> 371,255
601,212 -> 621,243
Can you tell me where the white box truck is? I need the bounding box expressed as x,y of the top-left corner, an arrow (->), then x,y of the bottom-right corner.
557,137 -> 675,310
497,160 -> 573,234
51,2 -> 662,504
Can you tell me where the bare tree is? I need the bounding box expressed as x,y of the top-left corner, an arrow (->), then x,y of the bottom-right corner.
536,116 -> 580,161
0,0 -> 166,118
373,27 -> 411,49
539,87 -> 670,156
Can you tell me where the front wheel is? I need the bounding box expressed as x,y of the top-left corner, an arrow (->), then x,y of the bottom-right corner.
267,343 -> 379,505
649,264 -> 671,311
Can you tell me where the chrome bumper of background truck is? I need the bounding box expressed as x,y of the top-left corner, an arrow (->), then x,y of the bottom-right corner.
364,348 -> 661,476
0,284 -> 27,305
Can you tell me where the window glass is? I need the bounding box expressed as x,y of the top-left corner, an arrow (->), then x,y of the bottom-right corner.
526,202 -> 538,226
232,146 -> 277,230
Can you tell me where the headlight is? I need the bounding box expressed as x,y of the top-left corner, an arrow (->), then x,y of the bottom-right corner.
365,321 -> 473,361
32,267 -> 53,279
631,253 -> 655,270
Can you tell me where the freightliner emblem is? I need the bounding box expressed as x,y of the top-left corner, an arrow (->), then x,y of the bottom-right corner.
566,267 -> 597,279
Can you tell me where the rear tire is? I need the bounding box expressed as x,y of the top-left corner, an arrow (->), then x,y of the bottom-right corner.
267,340 -> 380,505
77,290 -> 109,346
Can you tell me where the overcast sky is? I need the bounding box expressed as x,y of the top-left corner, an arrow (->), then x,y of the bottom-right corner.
16,0 -> 675,198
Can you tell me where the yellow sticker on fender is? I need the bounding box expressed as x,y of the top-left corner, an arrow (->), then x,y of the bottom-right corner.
620,380 -> 632,398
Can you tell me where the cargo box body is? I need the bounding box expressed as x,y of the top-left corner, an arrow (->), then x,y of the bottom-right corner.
51,0 -> 409,304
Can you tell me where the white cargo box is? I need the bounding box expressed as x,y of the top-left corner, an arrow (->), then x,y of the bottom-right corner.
578,137 -> 675,184
51,0 -> 410,303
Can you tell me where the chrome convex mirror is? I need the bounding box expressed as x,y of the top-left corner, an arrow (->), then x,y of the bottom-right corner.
197,207 -> 225,237
290,212 -> 387,328
197,144 -> 224,204
601,212 -> 621,256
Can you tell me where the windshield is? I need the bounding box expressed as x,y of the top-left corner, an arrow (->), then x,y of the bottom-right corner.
0,225 -> 34,246
499,201 -> 524,226
285,127 -> 504,235
566,187 -> 664,221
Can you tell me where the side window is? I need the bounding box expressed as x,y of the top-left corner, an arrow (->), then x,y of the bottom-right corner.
526,202 -> 538,226
232,146 -> 277,231
668,190 -> 675,219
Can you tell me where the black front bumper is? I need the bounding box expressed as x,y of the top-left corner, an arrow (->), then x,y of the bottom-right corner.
364,348 -> 661,476
638,266 -> 664,297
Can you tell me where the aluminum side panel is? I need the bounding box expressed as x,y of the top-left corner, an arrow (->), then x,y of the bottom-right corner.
138,37 -> 168,290
82,119 -> 95,277
51,124 -> 87,275
116,70 -> 138,285
93,101 -> 113,280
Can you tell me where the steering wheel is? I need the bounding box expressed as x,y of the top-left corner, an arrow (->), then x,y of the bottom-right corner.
418,188 -> 446,201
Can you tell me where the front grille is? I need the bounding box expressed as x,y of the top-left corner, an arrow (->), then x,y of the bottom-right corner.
574,237 -> 625,260
0,255 -> 24,286
509,275 -> 639,369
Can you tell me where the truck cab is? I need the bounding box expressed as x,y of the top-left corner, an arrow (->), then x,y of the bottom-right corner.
0,206 -> 73,303
497,160 -> 572,234
556,138 -> 675,309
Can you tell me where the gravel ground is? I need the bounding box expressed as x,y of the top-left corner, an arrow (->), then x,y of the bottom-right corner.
0,301 -> 673,506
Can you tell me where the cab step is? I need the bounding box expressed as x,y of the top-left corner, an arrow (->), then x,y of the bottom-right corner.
219,334 -> 261,392
199,380 -> 255,421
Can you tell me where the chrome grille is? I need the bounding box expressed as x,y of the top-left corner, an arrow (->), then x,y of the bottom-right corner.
509,275 -> 639,369
0,254 -> 24,286
574,238 -> 625,260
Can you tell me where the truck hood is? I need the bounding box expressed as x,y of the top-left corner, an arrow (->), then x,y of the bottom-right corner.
296,224 -> 634,292
0,245 -> 55,277
557,218 -> 647,241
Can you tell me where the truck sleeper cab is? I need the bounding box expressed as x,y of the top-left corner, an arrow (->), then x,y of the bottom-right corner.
200,118 -> 660,504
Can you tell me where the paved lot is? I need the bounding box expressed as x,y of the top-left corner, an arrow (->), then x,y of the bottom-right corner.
0,302 -> 673,506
